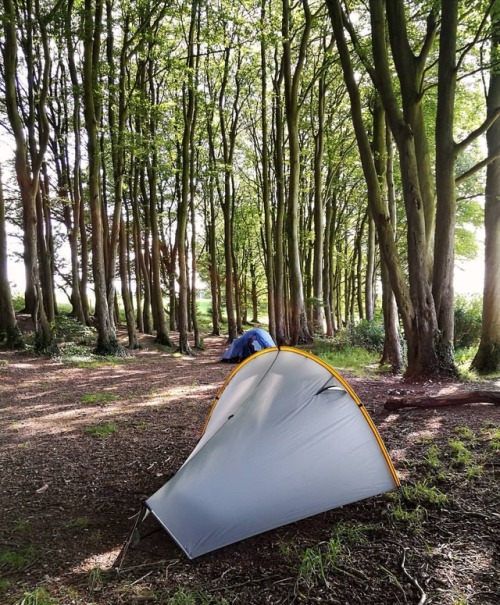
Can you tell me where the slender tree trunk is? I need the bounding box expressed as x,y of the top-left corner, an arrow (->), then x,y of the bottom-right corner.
2,0 -> 53,351
380,123 -> 402,372
176,0 -> 198,354
260,0 -> 276,340
0,165 -> 23,348
472,1 -> 500,373
312,44 -> 330,335
282,0 -> 312,345
273,54 -> 287,345
119,213 -> 138,348
147,61 -> 171,346
433,0 -> 459,375
83,0 -> 119,354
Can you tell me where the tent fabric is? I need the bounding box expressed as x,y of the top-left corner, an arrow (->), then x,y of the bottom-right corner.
145,347 -> 399,559
220,328 -> 275,362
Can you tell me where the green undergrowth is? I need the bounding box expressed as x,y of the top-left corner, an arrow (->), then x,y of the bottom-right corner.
15,586 -> 55,605
84,422 -> 117,438
0,546 -> 37,572
316,346 -> 380,375
81,392 -> 118,406
388,423 -> 498,529
279,520 -> 372,592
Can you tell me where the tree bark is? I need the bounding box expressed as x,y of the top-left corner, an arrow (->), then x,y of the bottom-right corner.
282,0 -> 312,345
472,0 -> 500,374
83,0 -> 120,354
2,0 -> 53,352
433,0 -> 459,375
0,165 -> 23,348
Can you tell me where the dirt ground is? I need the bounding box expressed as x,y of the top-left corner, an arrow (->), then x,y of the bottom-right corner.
0,330 -> 499,605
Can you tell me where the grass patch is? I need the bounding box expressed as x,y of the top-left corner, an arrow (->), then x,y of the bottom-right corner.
14,519 -> 30,533
15,586 -> 55,605
88,566 -> 105,593
401,481 -> 448,507
465,464 -> 484,480
85,423 -> 117,438
0,578 -> 9,592
297,521 -> 370,589
389,500 -> 426,525
487,427 -> 500,452
0,546 -> 37,570
424,444 -> 442,469
81,392 -> 118,405
70,355 -> 129,368
165,588 -> 228,605
318,347 -> 380,375
454,425 -> 476,443
448,439 -> 472,466
66,517 -> 90,531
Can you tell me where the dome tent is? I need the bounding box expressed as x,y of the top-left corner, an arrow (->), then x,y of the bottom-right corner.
220,327 -> 275,362
144,347 -> 399,559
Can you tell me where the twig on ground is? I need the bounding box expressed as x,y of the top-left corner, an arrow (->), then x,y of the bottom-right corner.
399,547 -> 427,605
130,570 -> 153,585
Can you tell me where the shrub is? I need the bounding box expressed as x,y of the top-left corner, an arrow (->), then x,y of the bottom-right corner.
347,320 -> 385,353
454,295 -> 482,349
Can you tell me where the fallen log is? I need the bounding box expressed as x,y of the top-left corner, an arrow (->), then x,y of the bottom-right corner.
384,390 -> 500,410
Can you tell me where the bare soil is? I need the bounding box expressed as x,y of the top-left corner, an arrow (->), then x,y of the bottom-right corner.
0,329 -> 499,604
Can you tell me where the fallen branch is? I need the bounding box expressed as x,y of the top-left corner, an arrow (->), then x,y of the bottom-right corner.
385,390 -> 500,410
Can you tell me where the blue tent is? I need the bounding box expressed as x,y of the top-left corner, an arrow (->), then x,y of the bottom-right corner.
221,328 -> 276,362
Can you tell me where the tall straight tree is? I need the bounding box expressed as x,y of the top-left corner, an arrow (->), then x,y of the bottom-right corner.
260,0 -> 276,342
1,0 -> 53,351
82,0 -> 120,354
176,0 -> 199,354
0,165 -> 23,348
282,0 -> 312,344
473,0 -> 500,373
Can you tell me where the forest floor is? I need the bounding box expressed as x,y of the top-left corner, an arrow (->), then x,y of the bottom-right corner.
0,324 -> 499,605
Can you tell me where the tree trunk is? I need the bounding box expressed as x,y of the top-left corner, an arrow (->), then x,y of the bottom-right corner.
273,53 -> 287,346
433,0 -> 459,375
260,0 -> 276,341
83,0 -> 120,355
176,0 -> 198,355
147,60 -> 172,347
472,0 -> 500,374
312,54 -> 328,335
2,0 -> 53,352
282,0 -> 312,345
64,3 -> 87,324
119,213 -> 138,349
0,165 -> 23,348
380,123 -> 402,372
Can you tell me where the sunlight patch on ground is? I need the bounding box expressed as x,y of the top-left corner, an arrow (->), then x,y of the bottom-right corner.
70,547 -> 123,574
3,383 -> 217,440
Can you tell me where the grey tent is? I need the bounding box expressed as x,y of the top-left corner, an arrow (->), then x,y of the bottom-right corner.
145,347 -> 399,559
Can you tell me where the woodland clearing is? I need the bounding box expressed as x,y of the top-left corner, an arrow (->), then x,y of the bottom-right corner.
0,328 -> 499,605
